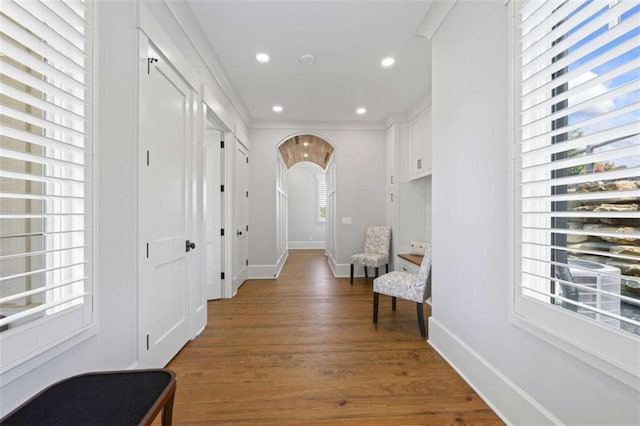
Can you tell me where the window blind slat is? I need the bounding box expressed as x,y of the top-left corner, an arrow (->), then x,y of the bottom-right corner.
0,277 -> 87,305
523,188 -> 640,203
521,143 -> 640,174
522,73 -> 640,129
45,0 -> 87,31
522,240 -> 640,263
521,33 -> 639,98
1,61 -> 87,108
522,1 -> 633,73
0,169 -> 86,188
18,0 -> 86,49
0,293 -> 88,328
521,269 -> 640,306
522,101 -> 639,148
0,105 -> 85,142
0,245 -> 88,262
521,166 -> 640,187
0,261 -> 88,283
521,121 -> 640,158
522,211 -> 640,219
1,0 -> 86,64
0,124 -> 87,154
0,82 -> 86,125
0,14 -> 85,77
522,226 -> 639,241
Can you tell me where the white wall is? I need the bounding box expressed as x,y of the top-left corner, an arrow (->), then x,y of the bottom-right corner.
428,2 -> 640,424
287,163 -> 325,248
248,127 -> 386,276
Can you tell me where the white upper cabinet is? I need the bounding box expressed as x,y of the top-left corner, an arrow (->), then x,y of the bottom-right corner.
408,108 -> 432,180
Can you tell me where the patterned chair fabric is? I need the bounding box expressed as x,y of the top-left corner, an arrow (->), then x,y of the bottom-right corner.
350,226 -> 392,268
372,243 -> 432,337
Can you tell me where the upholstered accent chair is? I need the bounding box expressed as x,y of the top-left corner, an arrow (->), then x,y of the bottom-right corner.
350,225 -> 392,284
373,243 -> 432,337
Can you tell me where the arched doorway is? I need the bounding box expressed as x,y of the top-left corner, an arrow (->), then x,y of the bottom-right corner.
276,134 -> 336,268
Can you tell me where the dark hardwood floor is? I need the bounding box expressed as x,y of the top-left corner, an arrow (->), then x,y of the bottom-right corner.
164,249 -> 503,425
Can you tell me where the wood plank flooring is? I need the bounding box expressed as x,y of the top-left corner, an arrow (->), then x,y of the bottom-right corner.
165,249 -> 503,425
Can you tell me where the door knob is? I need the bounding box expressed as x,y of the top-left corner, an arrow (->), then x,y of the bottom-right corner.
237,231 -> 243,237
186,240 -> 196,252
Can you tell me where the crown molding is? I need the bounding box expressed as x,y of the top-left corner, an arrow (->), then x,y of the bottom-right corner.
416,0 -> 458,40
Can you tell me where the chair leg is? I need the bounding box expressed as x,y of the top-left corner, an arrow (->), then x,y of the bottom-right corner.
373,292 -> 379,323
391,297 -> 396,311
416,302 -> 426,337
364,266 -> 368,279
385,263 -> 389,273
350,264 -> 354,285
375,267 -> 379,278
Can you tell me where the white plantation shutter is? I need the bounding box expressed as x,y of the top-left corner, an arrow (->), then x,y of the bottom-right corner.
317,174 -> 326,222
514,0 -> 640,380
0,0 -> 93,370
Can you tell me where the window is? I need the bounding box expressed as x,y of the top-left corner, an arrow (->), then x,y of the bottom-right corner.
1,0 -> 93,372
514,0 -> 639,383
316,173 -> 326,223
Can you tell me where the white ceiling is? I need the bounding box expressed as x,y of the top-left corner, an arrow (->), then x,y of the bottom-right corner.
188,1 -> 433,124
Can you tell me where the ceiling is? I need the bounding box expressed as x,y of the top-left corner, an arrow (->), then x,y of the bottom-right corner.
188,1 -> 433,124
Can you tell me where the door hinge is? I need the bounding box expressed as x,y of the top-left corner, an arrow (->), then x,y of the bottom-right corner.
221,228 -> 225,236
220,185 -> 224,192
147,57 -> 158,74
246,157 -> 249,164
246,259 -> 248,266
220,140 -> 224,149
146,150 -> 150,166
221,272 -> 225,280
146,334 -> 149,350
245,225 -> 248,232
146,243 -> 149,258
246,191 -> 249,198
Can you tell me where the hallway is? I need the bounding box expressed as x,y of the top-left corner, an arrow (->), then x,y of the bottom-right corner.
165,250 -> 502,424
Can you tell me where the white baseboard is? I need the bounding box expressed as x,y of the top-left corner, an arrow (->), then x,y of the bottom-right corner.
428,318 -> 562,426
248,250 -> 288,279
288,241 -> 326,250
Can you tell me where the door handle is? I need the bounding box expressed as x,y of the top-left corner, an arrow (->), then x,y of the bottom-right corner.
186,240 -> 196,252
237,231 -> 243,237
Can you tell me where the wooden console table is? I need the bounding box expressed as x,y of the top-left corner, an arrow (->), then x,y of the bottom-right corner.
398,253 -> 424,266
1,369 -> 176,426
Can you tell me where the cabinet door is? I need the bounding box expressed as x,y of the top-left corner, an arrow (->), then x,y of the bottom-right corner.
409,116 -> 423,177
422,110 -> 432,174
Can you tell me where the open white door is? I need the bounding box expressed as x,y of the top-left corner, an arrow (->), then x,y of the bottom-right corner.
204,128 -> 223,300
232,140 -> 249,294
138,39 -> 192,367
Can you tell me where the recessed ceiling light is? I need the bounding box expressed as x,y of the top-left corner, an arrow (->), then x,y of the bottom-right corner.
299,53 -> 315,66
256,52 -> 270,63
356,107 -> 367,115
381,57 -> 395,67
272,105 -> 283,113
303,153 -> 309,158
303,142 -> 309,147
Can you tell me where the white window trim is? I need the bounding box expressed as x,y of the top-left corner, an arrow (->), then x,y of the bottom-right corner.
0,0 -> 99,383
507,0 -> 640,391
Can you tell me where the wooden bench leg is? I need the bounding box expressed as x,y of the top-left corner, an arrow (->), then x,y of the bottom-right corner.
392,297 -> 396,312
350,263 -> 354,285
162,392 -> 175,426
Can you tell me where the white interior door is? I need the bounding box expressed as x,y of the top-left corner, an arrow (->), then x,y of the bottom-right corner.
232,141 -> 249,294
205,129 -> 223,300
139,41 -> 191,368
